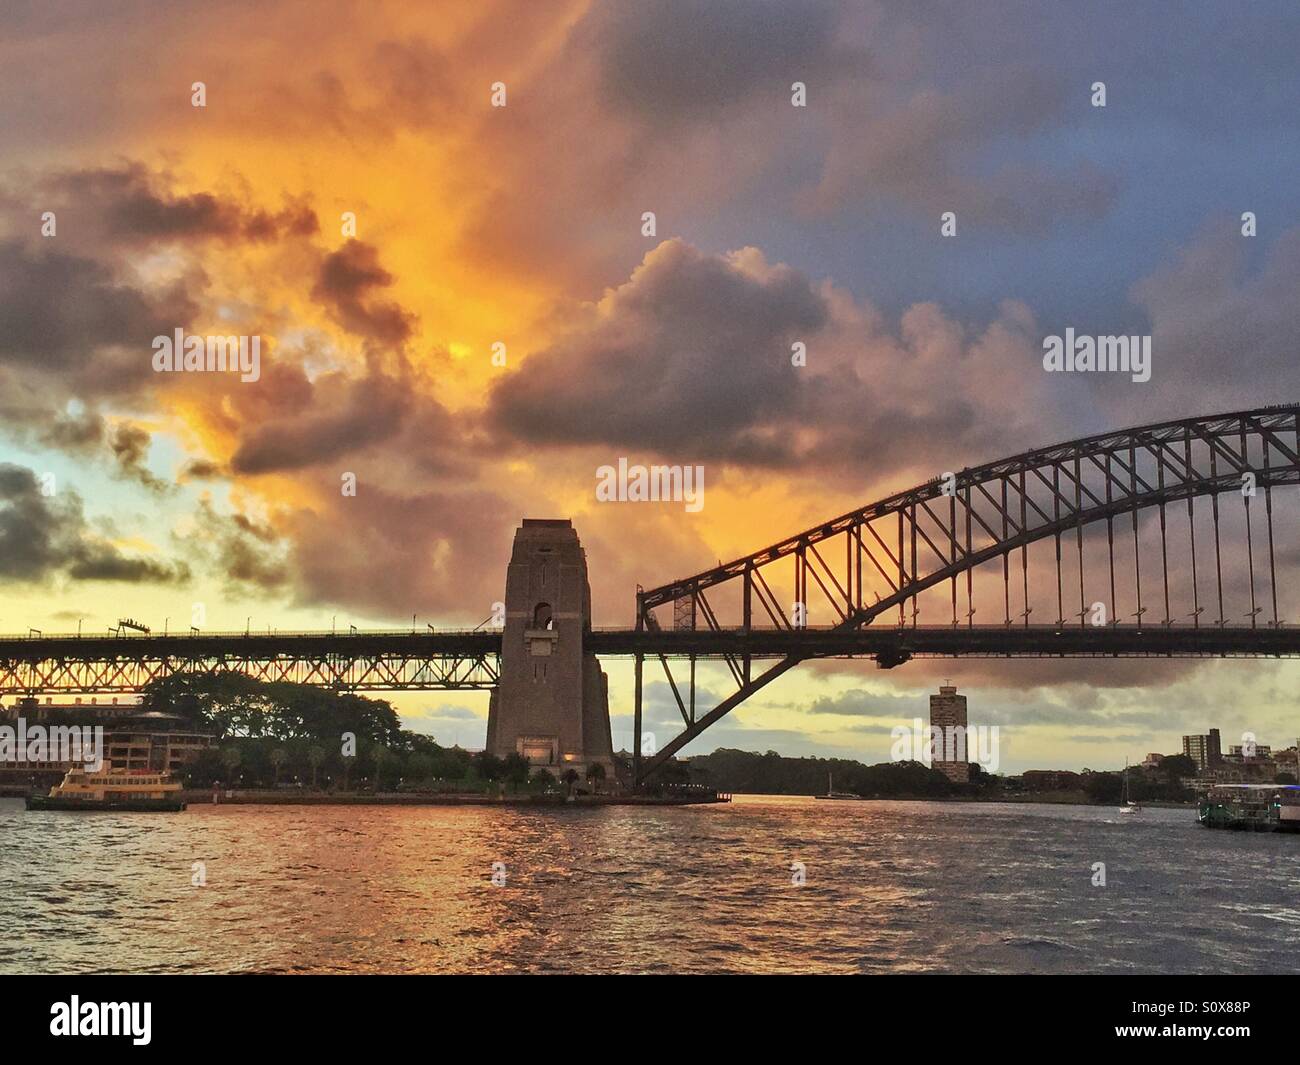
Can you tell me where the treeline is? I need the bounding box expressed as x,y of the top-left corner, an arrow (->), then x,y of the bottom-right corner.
1080,756 -> 1199,803
142,671 -> 402,743
683,748 -> 981,797
144,672 -> 610,794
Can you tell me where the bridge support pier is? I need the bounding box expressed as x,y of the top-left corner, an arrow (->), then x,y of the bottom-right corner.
485,520 -> 616,784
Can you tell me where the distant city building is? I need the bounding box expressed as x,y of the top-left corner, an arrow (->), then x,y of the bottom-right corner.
1227,744 -> 1272,761
929,684 -> 969,783
1182,728 -> 1222,771
1276,746 -> 1300,779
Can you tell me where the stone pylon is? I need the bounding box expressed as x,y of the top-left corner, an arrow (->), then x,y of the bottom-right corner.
485,520 -> 616,783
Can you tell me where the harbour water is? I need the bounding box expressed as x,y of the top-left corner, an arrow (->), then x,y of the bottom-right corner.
4,795 -> 1298,974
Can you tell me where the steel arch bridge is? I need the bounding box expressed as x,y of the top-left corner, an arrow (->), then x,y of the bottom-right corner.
3,404 -> 1300,784
629,403 -> 1300,780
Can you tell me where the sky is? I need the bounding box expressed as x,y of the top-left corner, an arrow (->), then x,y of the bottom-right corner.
2,0 -> 1299,772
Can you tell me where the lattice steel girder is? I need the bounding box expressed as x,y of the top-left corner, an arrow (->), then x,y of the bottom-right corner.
0,631 -> 502,695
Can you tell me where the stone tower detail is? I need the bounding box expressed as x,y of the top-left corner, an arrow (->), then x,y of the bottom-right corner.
485,519 -> 615,780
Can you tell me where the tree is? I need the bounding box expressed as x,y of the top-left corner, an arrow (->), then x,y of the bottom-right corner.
534,769 -> 556,791
1083,771 -> 1122,803
371,744 -> 390,790
220,746 -> 241,784
307,745 -> 326,789
502,753 -> 531,792
1160,754 -> 1198,784
585,762 -> 606,794
270,747 -> 287,786
561,768 -> 580,796
474,751 -> 504,782
406,752 -> 434,786
342,753 -> 356,791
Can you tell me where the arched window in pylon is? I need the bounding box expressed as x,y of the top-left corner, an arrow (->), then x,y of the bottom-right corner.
532,602 -> 554,630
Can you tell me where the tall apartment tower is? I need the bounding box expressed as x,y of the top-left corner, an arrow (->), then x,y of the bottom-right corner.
929,683 -> 970,783
1182,728 -> 1223,771
484,520 -> 616,781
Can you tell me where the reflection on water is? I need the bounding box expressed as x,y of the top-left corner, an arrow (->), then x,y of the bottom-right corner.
2,795 -> 1297,973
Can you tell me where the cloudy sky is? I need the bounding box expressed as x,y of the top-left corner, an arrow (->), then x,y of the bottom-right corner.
2,0 -> 1299,771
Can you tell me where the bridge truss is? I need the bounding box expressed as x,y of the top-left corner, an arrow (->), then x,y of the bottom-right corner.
0,632 -> 501,694
630,404 -> 1300,782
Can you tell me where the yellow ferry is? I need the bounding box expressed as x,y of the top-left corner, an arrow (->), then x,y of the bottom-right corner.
26,762 -> 186,812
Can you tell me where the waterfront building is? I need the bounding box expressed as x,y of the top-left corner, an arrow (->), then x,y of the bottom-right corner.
0,699 -> 213,787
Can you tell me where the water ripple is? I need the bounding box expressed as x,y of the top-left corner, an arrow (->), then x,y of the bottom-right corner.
2,796 -> 1299,973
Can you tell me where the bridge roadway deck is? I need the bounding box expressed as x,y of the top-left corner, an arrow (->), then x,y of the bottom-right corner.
3,625 -> 1299,664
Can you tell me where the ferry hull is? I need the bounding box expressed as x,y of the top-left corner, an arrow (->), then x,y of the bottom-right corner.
26,795 -> 186,813
1198,801 -> 1300,832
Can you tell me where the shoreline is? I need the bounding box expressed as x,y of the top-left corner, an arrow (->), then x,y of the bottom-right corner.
181,789 -> 729,807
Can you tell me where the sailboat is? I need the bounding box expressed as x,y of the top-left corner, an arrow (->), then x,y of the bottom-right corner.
815,769 -> 859,800
1118,758 -> 1141,815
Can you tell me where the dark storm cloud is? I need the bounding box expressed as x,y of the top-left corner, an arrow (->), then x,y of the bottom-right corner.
219,346 -> 482,481
0,463 -> 188,585
807,688 -> 916,718
487,238 -> 1053,475
311,240 -> 414,346
47,164 -> 318,244
488,239 -> 826,463
1,405 -> 173,493
179,458 -> 224,481
189,499 -> 290,592
229,362 -> 414,475
107,423 -> 171,493
589,0 -> 845,122
0,239 -> 182,386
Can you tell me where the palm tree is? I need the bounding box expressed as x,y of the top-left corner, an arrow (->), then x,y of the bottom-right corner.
307,745 -> 325,789
220,747 -> 241,787
372,745 -> 390,791
585,762 -> 606,794
270,747 -> 287,786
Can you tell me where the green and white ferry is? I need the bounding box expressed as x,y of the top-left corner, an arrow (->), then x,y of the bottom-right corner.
1197,783 -> 1300,832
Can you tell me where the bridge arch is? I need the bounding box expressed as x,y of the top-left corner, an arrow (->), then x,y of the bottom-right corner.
634,404 -> 1300,780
